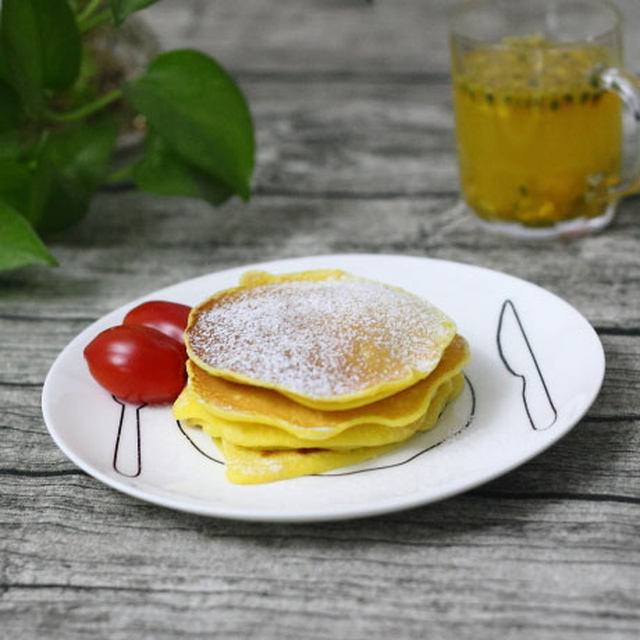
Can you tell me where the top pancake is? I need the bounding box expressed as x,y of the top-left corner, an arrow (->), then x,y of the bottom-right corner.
185,269 -> 457,409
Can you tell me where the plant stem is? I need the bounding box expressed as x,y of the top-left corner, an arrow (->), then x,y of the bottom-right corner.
79,8 -> 112,33
77,0 -> 103,23
44,89 -> 124,123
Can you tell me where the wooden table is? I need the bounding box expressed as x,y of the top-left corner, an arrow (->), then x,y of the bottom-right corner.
2,1 -> 639,637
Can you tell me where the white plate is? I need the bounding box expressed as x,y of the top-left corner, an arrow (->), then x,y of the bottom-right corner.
42,254 -> 605,522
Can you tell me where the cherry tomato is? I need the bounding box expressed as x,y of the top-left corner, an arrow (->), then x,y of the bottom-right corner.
123,300 -> 191,345
84,325 -> 186,404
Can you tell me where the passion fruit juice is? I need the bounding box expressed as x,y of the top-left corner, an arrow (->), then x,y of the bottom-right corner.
452,38 -> 622,226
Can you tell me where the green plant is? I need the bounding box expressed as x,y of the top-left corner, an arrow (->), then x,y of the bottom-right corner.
0,0 -> 255,271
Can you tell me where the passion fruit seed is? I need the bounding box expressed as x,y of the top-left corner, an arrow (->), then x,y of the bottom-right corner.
457,80 -> 607,112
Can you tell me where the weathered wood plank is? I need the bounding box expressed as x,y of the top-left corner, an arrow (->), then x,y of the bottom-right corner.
2,189 -> 639,329
248,80 -> 457,195
141,0 -> 640,76
3,75 -> 638,328
143,0 -> 454,74
3,74 -> 637,325
1,474 -> 638,639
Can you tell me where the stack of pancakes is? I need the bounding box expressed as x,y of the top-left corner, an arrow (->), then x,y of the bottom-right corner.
173,270 -> 469,484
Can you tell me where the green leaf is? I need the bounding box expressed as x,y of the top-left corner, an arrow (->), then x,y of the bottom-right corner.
123,49 -> 255,201
0,80 -> 22,132
134,129 -> 235,205
38,0 -> 82,91
110,0 -> 161,26
0,200 -> 57,270
28,118 -> 119,235
1,0 -> 43,112
0,160 -> 32,212
0,132 -> 22,161
0,0 -> 81,111
0,45 -> 10,83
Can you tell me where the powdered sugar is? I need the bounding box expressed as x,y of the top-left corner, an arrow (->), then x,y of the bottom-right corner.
188,278 -> 455,398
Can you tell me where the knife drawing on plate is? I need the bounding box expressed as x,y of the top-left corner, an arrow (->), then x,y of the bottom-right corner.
112,397 -> 144,477
497,300 -> 558,431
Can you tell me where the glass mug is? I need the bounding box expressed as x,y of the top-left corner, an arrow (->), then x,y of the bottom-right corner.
450,0 -> 640,238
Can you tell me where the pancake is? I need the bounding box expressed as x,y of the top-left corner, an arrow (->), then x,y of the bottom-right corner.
238,269 -> 347,287
185,269 -> 457,410
176,269 -> 469,484
217,375 -> 464,484
220,439 -> 400,485
173,335 -> 470,440
180,375 -> 463,450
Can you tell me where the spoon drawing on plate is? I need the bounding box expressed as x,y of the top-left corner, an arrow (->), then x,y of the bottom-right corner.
111,396 -> 145,477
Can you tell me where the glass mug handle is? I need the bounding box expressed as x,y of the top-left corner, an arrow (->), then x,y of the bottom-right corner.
599,67 -> 640,199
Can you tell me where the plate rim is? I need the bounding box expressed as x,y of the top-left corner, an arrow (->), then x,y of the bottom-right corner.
41,252 -> 606,522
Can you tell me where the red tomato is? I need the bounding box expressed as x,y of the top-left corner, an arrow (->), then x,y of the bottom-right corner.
123,300 -> 191,345
84,325 -> 186,404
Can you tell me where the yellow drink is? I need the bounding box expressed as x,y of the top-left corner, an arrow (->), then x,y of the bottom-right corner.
453,38 -> 622,227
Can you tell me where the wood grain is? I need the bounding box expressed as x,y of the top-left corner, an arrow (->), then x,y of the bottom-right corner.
142,0 -> 640,76
1,1 -> 639,638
